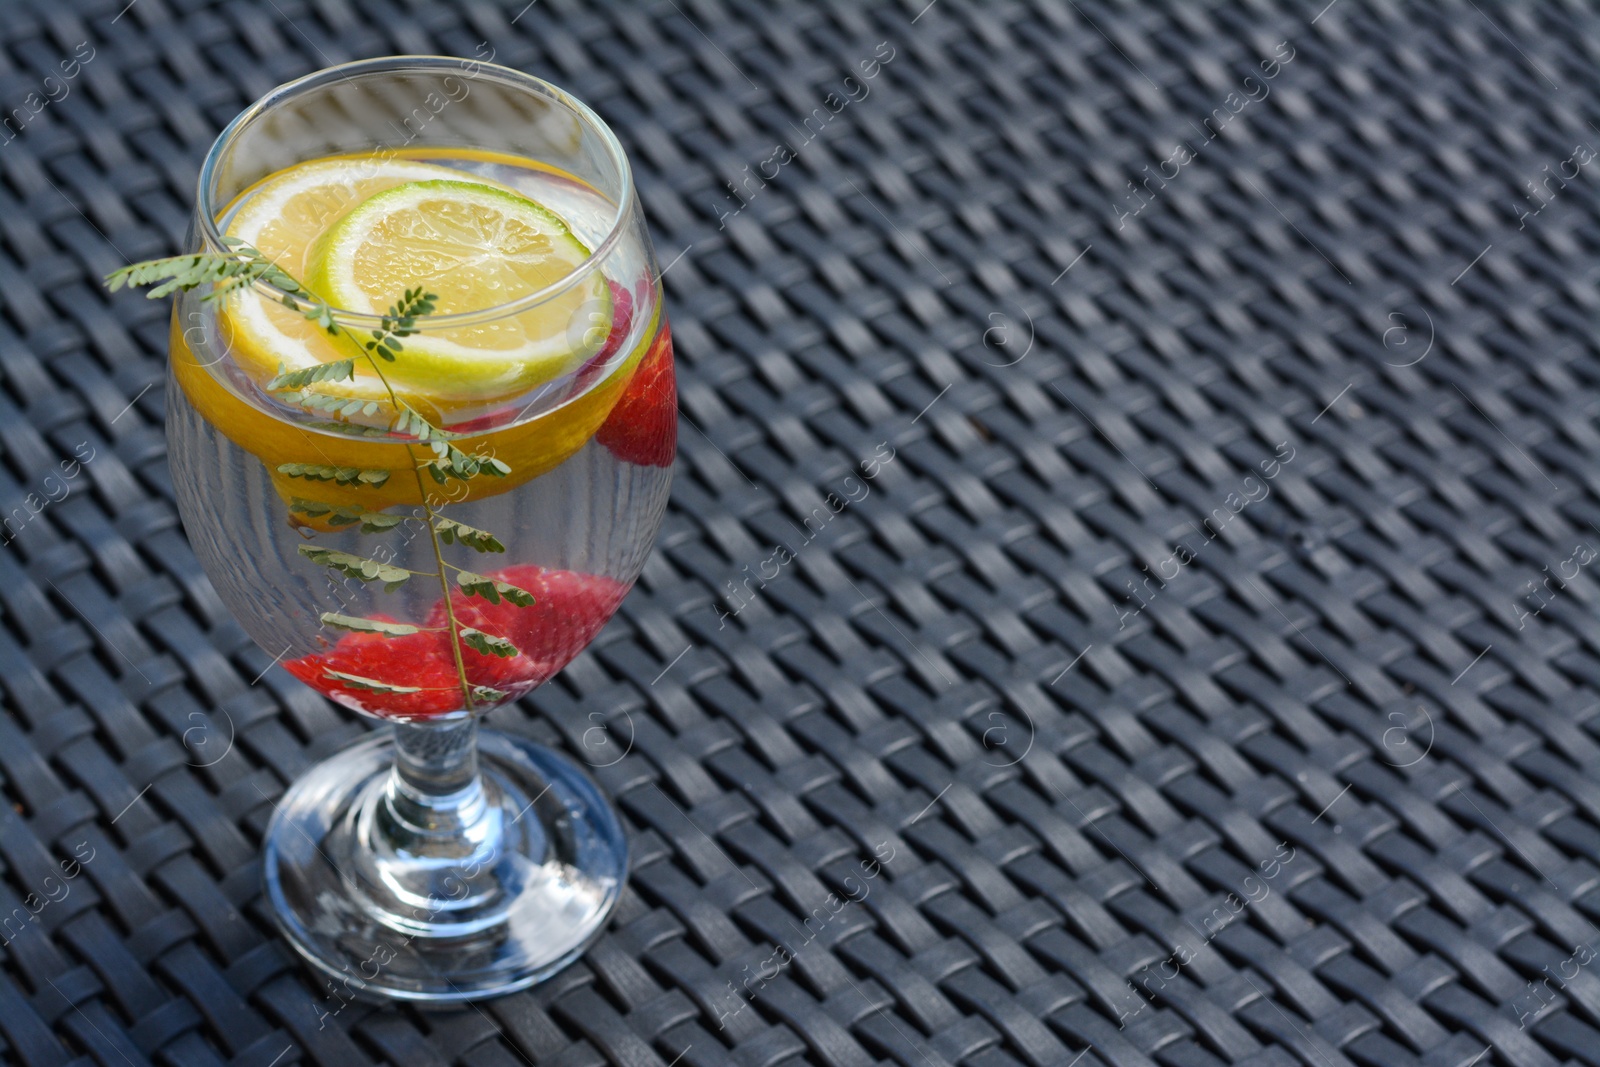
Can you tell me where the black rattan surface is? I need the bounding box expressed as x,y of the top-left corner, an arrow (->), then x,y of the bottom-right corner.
5,0 -> 1600,1064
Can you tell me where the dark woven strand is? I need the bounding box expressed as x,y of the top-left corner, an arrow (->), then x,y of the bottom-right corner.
3,1 -> 1600,1065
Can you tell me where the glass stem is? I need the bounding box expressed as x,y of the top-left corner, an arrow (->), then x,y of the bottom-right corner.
347,717 -> 511,933
384,717 -> 493,851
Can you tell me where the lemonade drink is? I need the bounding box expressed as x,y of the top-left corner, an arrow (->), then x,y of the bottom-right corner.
167,149 -> 675,719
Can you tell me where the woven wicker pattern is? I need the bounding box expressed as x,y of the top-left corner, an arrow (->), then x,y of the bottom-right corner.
3,0 -> 1600,1063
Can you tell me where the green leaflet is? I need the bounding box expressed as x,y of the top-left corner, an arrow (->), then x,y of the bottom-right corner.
319,612 -> 421,637
276,463 -> 390,487
393,402 -> 462,442
459,627 -> 519,658
324,670 -> 423,694
266,359 -> 355,391
104,240 -> 307,303
365,287 -> 437,361
298,546 -> 415,591
289,499 -> 403,534
301,421 -> 393,438
456,571 -> 535,607
434,517 -> 505,553
281,389 -> 382,419
422,444 -> 511,483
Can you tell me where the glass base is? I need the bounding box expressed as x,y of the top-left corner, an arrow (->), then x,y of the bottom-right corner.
263,728 -> 627,1003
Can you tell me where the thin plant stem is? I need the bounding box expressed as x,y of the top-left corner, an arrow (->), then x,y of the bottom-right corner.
358,349 -> 478,713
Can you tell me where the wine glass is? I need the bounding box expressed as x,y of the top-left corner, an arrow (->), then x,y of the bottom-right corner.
163,57 -> 674,1001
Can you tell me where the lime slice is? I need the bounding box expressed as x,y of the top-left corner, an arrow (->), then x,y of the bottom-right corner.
307,180 -> 609,396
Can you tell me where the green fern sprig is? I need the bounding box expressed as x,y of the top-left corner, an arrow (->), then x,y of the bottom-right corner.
289,499 -> 405,533
107,238 -> 309,304
106,248 -> 534,712
366,288 -> 437,362
277,462 -> 391,487
268,359 -> 356,391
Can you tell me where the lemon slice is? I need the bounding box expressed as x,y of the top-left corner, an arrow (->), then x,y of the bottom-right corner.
221,157 -> 493,410
307,180 -> 609,398
228,157 -> 490,276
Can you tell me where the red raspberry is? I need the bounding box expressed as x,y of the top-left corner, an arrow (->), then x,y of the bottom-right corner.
283,566 -> 628,719
594,322 -> 676,468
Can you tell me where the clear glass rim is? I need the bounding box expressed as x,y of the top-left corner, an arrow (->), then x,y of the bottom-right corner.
194,55 -> 636,330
